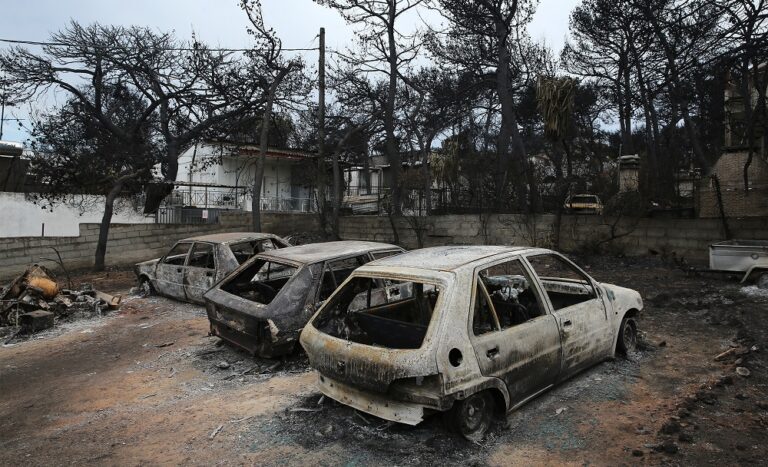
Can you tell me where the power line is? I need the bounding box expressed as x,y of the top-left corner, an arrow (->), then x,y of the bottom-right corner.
0,37 -> 319,52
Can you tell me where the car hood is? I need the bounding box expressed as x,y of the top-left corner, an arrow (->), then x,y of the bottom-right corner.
600,283 -> 643,313
134,258 -> 160,276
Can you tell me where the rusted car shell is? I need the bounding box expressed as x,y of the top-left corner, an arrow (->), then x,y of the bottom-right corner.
300,246 -> 643,426
134,232 -> 289,304
204,241 -> 403,358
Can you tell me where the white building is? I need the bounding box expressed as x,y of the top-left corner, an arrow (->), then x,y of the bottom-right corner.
173,141 -> 317,213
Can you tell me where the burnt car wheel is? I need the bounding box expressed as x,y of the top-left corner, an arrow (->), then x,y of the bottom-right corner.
757,273 -> 768,290
617,316 -> 638,356
138,276 -> 155,296
449,390 -> 494,442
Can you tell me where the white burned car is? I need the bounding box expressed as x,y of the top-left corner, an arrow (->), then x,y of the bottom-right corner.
134,232 -> 290,304
300,246 -> 643,440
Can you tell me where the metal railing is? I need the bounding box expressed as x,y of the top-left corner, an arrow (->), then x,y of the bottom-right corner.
165,187 -> 245,210
260,197 -> 315,213
155,206 -> 221,224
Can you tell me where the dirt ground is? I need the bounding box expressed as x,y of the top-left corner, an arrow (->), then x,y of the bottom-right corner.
1,257 -> 767,466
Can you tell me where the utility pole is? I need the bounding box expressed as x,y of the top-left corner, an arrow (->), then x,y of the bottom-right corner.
316,27 -> 328,235
0,82 -> 5,140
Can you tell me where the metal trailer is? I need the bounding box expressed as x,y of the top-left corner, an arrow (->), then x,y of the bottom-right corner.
709,240 -> 768,287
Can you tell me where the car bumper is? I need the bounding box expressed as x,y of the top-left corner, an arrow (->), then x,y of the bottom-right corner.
317,374 -> 428,426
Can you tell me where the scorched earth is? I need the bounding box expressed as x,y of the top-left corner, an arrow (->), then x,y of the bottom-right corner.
1,256 -> 767,466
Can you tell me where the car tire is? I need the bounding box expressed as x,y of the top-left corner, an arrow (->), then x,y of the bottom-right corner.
448,390 -> 494,442
757,273 -> 768,290
138,276 -> 155,296
617,316 -> 638,356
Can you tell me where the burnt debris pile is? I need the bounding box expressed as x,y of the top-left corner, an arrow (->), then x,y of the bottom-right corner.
0,265 -> 121,336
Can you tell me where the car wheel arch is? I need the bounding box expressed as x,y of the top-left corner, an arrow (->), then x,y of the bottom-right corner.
450,378 -> 510,415
611,308 -> 640,354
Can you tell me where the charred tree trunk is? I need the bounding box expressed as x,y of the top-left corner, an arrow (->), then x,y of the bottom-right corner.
330,140 -> 342,240
94,178 -> 127,272
252,67 -> 293,232
494,18 -> 527,213
385,6 -> 402,216
421,134 -> 434,215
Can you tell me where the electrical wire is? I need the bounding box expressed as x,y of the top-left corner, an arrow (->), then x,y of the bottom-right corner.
0,37 -> 319,52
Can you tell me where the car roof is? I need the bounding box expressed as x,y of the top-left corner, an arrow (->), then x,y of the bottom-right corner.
364,245 -> 544,272
179,232 -> 278,245
259,240 -> 399,264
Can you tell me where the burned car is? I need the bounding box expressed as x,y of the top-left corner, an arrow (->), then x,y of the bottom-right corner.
300,246 -> 643,440
203,241 -> 404,358
134,232 -> 289,304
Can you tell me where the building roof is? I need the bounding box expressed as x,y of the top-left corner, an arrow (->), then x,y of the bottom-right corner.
181,232 -> 279,245
260,240 -> 399,265
199,140 -> 316,161
365,245 -> 537,272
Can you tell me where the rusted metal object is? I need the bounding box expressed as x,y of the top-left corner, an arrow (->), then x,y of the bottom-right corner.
204,241 -> 404,358
300,246 -> 643,439
133,232 -> 290,304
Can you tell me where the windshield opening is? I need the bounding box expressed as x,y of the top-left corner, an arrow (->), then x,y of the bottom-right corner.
312,276 -> 440,349
570,195 -> 597,203
221,259 -> 298,305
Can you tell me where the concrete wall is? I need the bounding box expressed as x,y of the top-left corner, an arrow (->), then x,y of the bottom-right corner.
0,212 -> 320,280
339,214 -> 768,264
0,192 -> 153,237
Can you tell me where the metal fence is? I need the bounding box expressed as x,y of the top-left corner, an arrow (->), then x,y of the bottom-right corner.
165,187 -> 245,210
260,197 -> 315,213
155,206 -> 222,224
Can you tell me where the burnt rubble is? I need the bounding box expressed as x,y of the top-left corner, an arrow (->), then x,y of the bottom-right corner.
1,265 -> 121,338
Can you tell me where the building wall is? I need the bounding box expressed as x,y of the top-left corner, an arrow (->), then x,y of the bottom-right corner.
0,192 -> 153,237
0,211 -> 320,280
699,150 -> 768,218
176,143 -> 312,211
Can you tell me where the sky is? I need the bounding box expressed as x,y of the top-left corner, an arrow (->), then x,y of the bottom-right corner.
0,0 -> 581,143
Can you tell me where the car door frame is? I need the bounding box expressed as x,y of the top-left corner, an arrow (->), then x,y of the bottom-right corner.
183,241 -> 218,304
155,241 -> 193,301
522,252 -> 611,381
467,254 -> 564,409
313,252 -> 377,305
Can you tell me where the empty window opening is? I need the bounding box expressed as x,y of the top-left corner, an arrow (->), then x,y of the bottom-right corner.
473,258 -> 545,335
163,243 -> 191,266
317,255 -> 371,302
221,259 -> 298,305
188,243 -> 215,269
313,277 -> 440,349
230,239 -> 279,265
526,254 -> 596,310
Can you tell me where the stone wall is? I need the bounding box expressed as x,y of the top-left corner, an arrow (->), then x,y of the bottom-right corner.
339,214 -> 768,264
4,209 -> 766,281
699,150 -> 768,218
219,211 -> 320,237
0,212 -> 320,280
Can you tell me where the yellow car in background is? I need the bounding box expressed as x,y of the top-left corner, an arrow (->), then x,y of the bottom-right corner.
564,194 -> 604,215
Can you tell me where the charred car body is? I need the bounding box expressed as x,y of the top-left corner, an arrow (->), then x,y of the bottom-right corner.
300,246 -> 643,440
564,194 -> 604,215
204,241 -> 404,358
134,233 -> 289,304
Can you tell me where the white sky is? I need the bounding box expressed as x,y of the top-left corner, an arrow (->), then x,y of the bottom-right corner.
0,0 -> 581,142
